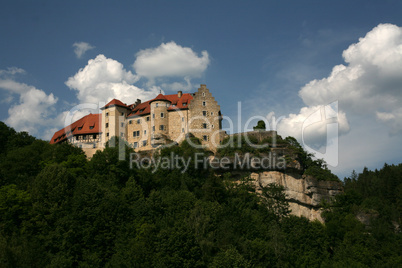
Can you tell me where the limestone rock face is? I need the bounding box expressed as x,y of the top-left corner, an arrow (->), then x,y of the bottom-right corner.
250,171 -> 343,222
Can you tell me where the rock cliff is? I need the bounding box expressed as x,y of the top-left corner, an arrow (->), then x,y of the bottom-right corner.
250,171 -> 343,222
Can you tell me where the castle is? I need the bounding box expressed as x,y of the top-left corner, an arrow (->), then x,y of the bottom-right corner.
50,84 -> 224,157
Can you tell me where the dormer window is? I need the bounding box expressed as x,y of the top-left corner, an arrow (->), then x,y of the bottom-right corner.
183,103 -> 187,106
78,127 -> 82,130
89,126 -> 94,130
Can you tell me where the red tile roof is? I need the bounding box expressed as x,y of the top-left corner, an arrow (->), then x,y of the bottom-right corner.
50,93 -> 194,144
50,113 -> 101,144
128,93 -> 193,117
149,93 -> 171,103
102,98 -> 129,109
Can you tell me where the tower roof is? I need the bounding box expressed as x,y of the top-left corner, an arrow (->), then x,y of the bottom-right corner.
128,92 -> 193,117
149,93 -> 171,103
102,98 -> 129,109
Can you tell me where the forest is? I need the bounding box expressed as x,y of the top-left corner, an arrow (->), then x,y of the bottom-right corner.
0,121 -> 401,267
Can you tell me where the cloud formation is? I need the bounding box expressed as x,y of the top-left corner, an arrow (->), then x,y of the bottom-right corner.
299,23 -> 402,133
133,41 -> 209,79
73,42 -> 95,58
0,69 -> 60,138
271,23 -> 402,169
66,54 -> 159,104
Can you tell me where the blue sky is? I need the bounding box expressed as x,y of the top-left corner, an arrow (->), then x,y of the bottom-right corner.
1,0 -> 402,178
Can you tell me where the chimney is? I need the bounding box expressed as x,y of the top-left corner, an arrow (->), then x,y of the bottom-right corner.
133,99 -> 141,108
178,91 -> 182,98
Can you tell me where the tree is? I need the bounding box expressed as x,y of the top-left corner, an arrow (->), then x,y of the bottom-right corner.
261,183 -> 290,219
253,120 -> 266,131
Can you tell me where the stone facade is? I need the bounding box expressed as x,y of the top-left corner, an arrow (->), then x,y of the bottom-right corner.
250,171 -> 343,222
50,85 -> 224,156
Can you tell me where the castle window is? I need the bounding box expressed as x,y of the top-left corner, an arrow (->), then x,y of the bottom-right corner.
107,133 -> 109,137
121,112 -> 124,116
202,111 -> 207,116
202,101 -> 206,106
83,135 -> 87,139
202,135 -> 209,141
159,125 -> 165,131
212,124 -> 214,129
152,113 -> 155,119
202,92 -> 205,97
93,144 -> 96,148
129,120 -> 132,124
166,103 -> 169,107
106,123 -> 109,128
121,133 -> 124,137
76,136 -> 79,141
142,140 -> 147,147
152,126 -> 155,132
133,130 -> 140,137
93,134 -> 97,139
182,117 -> 184,122
156,103 -> 158,107
202,123 -> 208,129
106,112 -> 109,117
121,122 -> 124,127
137,119 -> 141,124
161,112 -> 164,118
146,116 -> 150,121
134,142 -> 138,148
144,130 -> 147,135
182,128 -> 184,133
211,112 -> 213,116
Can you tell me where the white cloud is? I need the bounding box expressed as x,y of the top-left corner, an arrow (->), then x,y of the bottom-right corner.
299,23 -> 402,133
0,67 -> 25,76
133,41 -> 209,79
264,23 -> 402,171
0,69 -> 60,139
5,87 -> 58,135
73,42 -> 95,59
160,76 -> 193,91
65,54 -> 159,104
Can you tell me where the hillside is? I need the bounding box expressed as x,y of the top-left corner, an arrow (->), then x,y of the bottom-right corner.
0,121 -> 401,267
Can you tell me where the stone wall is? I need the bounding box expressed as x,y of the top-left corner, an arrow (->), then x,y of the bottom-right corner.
250,171 -> 343,222
188,84 -> 223,152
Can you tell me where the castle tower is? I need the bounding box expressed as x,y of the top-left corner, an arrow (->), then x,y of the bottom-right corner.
149,94 -> 171,147
188,84 -> 223,151
100,99 -> 129,146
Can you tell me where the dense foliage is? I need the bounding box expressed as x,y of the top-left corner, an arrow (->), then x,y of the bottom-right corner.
0,121 -> 401,267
